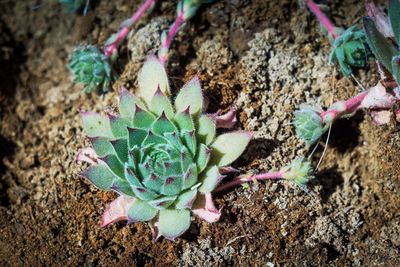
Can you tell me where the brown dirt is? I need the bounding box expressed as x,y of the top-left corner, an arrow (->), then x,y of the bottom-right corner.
0,0 -> 399,266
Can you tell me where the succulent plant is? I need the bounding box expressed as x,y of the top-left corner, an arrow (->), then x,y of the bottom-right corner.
329,26 -> 374,76
77,56 -> 252,240
363,0 -> 400,85
293,104 -> 328,145
69,45 -> 114,94
59,0 -> 90,13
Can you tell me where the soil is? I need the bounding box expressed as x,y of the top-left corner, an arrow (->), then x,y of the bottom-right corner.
1,0 -> 399,266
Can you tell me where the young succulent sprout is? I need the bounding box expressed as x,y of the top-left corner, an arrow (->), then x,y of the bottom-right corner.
363,0 -> 400,85
304,0 -> 373,76
215,157 -> 314,192
69,0 -> 156,94
77,56 -> 252,240
158,0 -> 217,65
69,45 -> 115,94
59,0 -> 90,14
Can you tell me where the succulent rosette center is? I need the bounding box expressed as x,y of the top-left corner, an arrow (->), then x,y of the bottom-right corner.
77,56 -> 252,240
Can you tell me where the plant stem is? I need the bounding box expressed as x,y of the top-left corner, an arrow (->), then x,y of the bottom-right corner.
215,171 -> 283,192
305,0 -> 338,39
320,91 -> 368,122
158,12 -> 185,65
104,0 -> 156,57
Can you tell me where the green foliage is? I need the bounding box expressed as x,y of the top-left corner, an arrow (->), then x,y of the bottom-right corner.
329,26 -> 373,76
364,0 -> 400,84
281,158 -> 314,186
69,45 -> 114,94
80,57 -> 251,240
293,104 -> 328,145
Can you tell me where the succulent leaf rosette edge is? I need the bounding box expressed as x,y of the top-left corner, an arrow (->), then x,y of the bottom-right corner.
76,56 -> 252,240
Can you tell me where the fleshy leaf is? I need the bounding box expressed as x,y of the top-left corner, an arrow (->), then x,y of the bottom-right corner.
131,186 -> 159,201
110,179 -> 135,196
389,0 -> 400,44
110,139 -> 128,163
149,86 -> 174,118
128,199 -> 158,222
100,154 -> 125,178
124,164 -> 142,187
198,165 -> 223,193
160,176 -> 182,196
363,17 -> 397,72
182,163 -> 198,190
157,209 -> 191,241
195,144 -> 211,173
100,196 -> 135,228
174,108 -> 195,131
148,196 -> 177,210
195,115 -> 216,145
175,76 -> 203,115
128,127 -> 147,149
119,88 -> 136,119
133,105 -> 156,129
192,193 -> 221,223
89,137 -> 114,157
210,131 -> 252,167
80,164 -> 118,190
108,114 -> 130,138
181,130 -> 197,157
81,112 -> 113,138
174,189 -> 198,209
152,112 -> 177,135
138,55 -> 170,106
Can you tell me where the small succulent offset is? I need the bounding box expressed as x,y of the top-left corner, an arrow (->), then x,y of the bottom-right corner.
59,0 -> 91,14
77,56 -> 252,240
329,26 -> 373,76
363,0 -> 400,85
69,45 -> 115,94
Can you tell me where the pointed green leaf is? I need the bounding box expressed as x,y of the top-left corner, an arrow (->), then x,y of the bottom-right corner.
198,165 -> 223,193
149,86 -> 174,118
195,115 -> 216,145
110,138 -> 128,163
119,88 -> 136,119
128,127 -> 147,149
128,199 -> 158,222
81,112 -> 113,138
80,164 -> 118,190
143,131 -> 168,146
124,164 -> 142,187
392,55 -> 400,84
131,186 -> 159,201
181,130 -> 197,156
164,132 -> 184,150
138,55 -> 170,106
160,176 -> 183,196
89,137 -> 114,157
210,131 -> 252,167
174,108 -> 195,131
196,144 -> 211,173
182,163 -> 198,190
111,179 -> 135,196
148,196 -> 177,210
152,112 -> 177,135
158,209 -> 191,240
389,0 -> 400,44
133,105 -> 156,129
174,189 -> 198,209
175,76 -> 204,115
108,114 -> 130,138
99,154 -> 125,178
363,17 -> 397,72
142,173 -> 164,193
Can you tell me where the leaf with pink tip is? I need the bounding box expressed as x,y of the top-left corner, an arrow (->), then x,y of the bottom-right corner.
198,165 -> 224,193
108,114 -> 130,138
195,115 -> 216,145
119,88 -> 136,119
76,147 -> 100,165
148,196 -> 177,210
127,199 -> 158,222
210,131 -> 252,167
361,82 -> 398,109
157,209 -> 191,241
149,86 -> 174,118
195,144 -> 211,173
100,195 -> 135,228
138,55 -> 170,106
175,76 -> 204,115
192,193 -> 221,223
89,137 -> 114,157
215,107 -> 237,129
81,112 -> 113,138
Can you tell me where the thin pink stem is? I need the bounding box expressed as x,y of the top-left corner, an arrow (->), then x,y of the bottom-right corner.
320,91 -> 368,122
104,0 -> 155,57
306,0 -> 338,39
158,13 -> 185,65
214,171 -> 283,193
